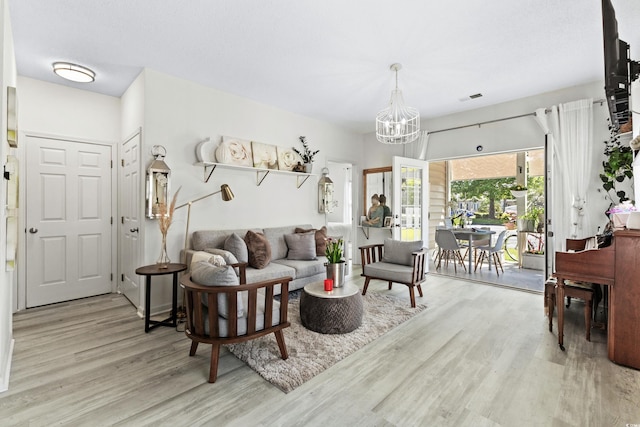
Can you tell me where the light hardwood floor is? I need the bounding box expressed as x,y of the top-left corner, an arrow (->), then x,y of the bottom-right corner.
3,270 -> 640,426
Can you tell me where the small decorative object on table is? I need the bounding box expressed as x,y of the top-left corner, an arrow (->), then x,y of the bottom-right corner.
324,278 -> 333,291
156,188 -> 180,268
324,237 -> 345,287
292,136 -> 319,174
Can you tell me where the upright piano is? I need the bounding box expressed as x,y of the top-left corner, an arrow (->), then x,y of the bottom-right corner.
554,229 -> 640,369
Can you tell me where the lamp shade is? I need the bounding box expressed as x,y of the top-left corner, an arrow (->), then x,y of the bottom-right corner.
221,184 -> 234,201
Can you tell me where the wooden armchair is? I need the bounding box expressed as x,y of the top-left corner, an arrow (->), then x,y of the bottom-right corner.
180,262 -> 292,383
359,239 -> 427,307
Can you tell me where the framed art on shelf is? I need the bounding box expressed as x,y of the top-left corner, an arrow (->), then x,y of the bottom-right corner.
276,146 -> 303,171
251,141 -> 278,170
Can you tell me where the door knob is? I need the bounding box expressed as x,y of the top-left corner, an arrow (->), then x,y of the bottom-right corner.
29,228 -> 38,233
130,227 -> 139,233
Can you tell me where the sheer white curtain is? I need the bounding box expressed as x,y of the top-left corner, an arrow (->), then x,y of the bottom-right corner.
545,99 -> 594,251
403,130 -> 429,160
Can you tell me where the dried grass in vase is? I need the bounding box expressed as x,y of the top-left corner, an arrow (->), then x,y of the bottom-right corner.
156,187 -> 180,267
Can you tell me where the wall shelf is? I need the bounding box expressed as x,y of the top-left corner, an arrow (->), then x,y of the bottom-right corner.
194,162 -> 316,188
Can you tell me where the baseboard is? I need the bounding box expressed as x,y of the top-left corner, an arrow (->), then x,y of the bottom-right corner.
0,338 -> 15,393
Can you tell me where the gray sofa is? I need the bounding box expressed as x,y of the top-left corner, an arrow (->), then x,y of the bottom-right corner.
184,224 -> 328,294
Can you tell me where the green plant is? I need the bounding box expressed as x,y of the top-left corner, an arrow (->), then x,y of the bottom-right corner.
325,237 -> 343,263
293,136 -> 319,164
600,123 -> 633,203
521,205 -> 544,222
509,184 -> 527,191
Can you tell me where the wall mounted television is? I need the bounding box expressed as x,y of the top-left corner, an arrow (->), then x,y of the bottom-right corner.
602,0 -> 639,130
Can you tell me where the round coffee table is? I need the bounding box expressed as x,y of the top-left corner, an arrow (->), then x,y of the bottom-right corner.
300,282 -> 363,334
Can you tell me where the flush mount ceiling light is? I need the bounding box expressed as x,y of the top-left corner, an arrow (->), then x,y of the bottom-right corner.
376,63 -> 420,144
52,62 -> 95,83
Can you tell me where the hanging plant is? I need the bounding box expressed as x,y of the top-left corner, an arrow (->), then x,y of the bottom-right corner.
600,121 -> 633,204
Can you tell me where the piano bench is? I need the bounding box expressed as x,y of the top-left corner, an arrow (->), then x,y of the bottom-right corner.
545,279 -> 594,342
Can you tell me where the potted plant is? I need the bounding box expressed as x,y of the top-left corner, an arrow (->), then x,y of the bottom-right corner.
324,237 -> 345,287
293,136 -> 319,173
500,212 -> 516,230
600,122 -> 633,206
509,184 -> 527,198
518,206 -> 543,232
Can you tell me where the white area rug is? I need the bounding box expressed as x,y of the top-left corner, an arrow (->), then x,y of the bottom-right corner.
227,292 -> 426,393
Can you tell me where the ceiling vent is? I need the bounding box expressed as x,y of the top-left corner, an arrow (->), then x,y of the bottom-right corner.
458,93 -> 483,102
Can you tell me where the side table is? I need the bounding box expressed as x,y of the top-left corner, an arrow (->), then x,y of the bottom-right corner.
300,282 -> 363,334
135,263 -> 187,333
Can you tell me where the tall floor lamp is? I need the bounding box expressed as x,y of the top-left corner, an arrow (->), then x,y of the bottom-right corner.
174,184 -> 234,326
176,184 -> 235,261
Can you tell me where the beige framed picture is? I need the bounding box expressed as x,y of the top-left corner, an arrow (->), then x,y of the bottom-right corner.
276,146 -> 303,171
251,141 -> 278,170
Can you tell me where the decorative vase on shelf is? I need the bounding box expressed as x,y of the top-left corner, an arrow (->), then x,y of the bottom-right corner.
157,234 -> 170,268
325,261 -> 346,288
304,163 -> 313,174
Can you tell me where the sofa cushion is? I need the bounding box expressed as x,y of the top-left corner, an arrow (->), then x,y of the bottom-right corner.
224,233 -> 249,263
245,262 -> 296,283
382,238 -> 424,266
263,225 -> 313,260
284,232 -> 317,260
295,226 -> 328,256
363,261 -> 420,284
272,258 -> 325,278
245,230 -> 271,269
190,261 -> 244,319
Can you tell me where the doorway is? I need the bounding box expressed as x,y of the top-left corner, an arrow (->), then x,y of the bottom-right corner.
25,135 -> 113,307
430,149 -> 546,292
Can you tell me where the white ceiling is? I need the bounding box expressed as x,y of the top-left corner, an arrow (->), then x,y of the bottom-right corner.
8,0 -> 640,133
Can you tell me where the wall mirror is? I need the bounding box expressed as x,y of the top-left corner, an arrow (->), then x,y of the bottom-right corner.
363,166 -> 392,225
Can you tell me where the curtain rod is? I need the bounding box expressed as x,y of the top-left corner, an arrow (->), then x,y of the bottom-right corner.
427,98 -> 606,136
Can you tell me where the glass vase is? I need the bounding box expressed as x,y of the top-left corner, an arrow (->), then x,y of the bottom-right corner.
157,234 -> 170,268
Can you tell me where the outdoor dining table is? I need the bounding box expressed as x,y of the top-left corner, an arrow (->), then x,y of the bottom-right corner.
451,228 -> 496,273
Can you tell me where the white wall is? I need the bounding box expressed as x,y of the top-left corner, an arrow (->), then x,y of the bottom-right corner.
17,76 -> 120,142
0,0 -> 17,393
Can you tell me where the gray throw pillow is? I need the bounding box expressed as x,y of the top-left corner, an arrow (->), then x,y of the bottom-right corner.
285,232 -> 317,260
224,233 -> 249,263
382,238 -> 423,266
191,261 -> 244,319
295,226 -> 328,256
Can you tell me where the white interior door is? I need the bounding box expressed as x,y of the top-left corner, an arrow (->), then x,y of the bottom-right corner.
26,136 -> 112,307
392,156 -> 429,245
119,132 -> 142,310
